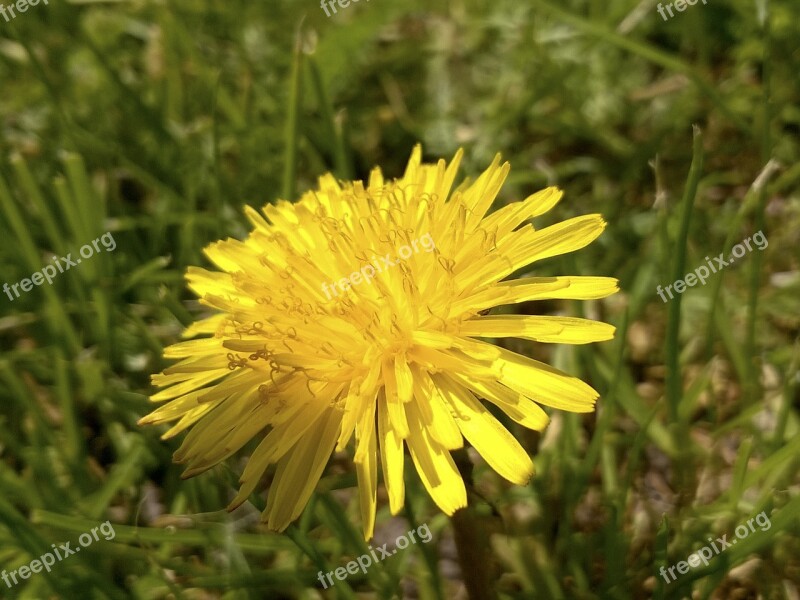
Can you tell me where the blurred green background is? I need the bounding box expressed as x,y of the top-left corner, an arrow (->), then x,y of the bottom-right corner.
1,0 -> 798,598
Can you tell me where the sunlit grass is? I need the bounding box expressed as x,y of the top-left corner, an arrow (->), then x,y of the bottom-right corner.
0,0 -> 798,598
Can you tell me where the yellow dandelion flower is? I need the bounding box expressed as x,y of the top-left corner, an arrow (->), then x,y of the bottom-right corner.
140,145 -> 618,539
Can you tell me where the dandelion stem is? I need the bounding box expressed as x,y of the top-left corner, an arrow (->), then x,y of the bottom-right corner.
451,507 -> 498,600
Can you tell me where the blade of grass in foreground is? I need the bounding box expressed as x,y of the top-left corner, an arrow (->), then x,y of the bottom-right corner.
665,126 -> 704,423
31,510 -> 298,552
308,55 -> 353,180
282,21 -> 306,203
745,4 -> 774,406
664,127 -> 704,511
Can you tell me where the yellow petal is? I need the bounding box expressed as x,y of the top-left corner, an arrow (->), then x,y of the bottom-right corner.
394,354 -> 414,403
161,338 -> 224,359
160,402 -> 219,440
459,315 -> 616,344
408,346 -> 500,380
449,373 -> 549,431
405,401 -> 467,514
355,423 -> 378,540
452,276 -> 619,315
462,154 -> 509,231
174,389 -> 264,463
382,358 -> 410,438
336,376 -> 368,452
411,330 -> 502,361
226,394 -> 330,511
496,276 -> 619,301
378,393 -> 405,514
459,214 -> 607,291
494,347 -> 599,412
505,214 -> 607,265
436,375 -> 534,485
195,370 -> 270,404
265,408 -> 342,530
475,186 -> 563,237
138,390 -> 204,425
150,367 -> 230,402
181,314 -> 228,339
162,354 -> 229,376
354,390 -> 377,464
411,366 -> 463,449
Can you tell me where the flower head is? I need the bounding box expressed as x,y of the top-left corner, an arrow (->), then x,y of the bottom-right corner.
140,146 -> 617,538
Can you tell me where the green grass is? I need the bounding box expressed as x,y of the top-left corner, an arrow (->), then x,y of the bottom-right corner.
1,0 -> 799,598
